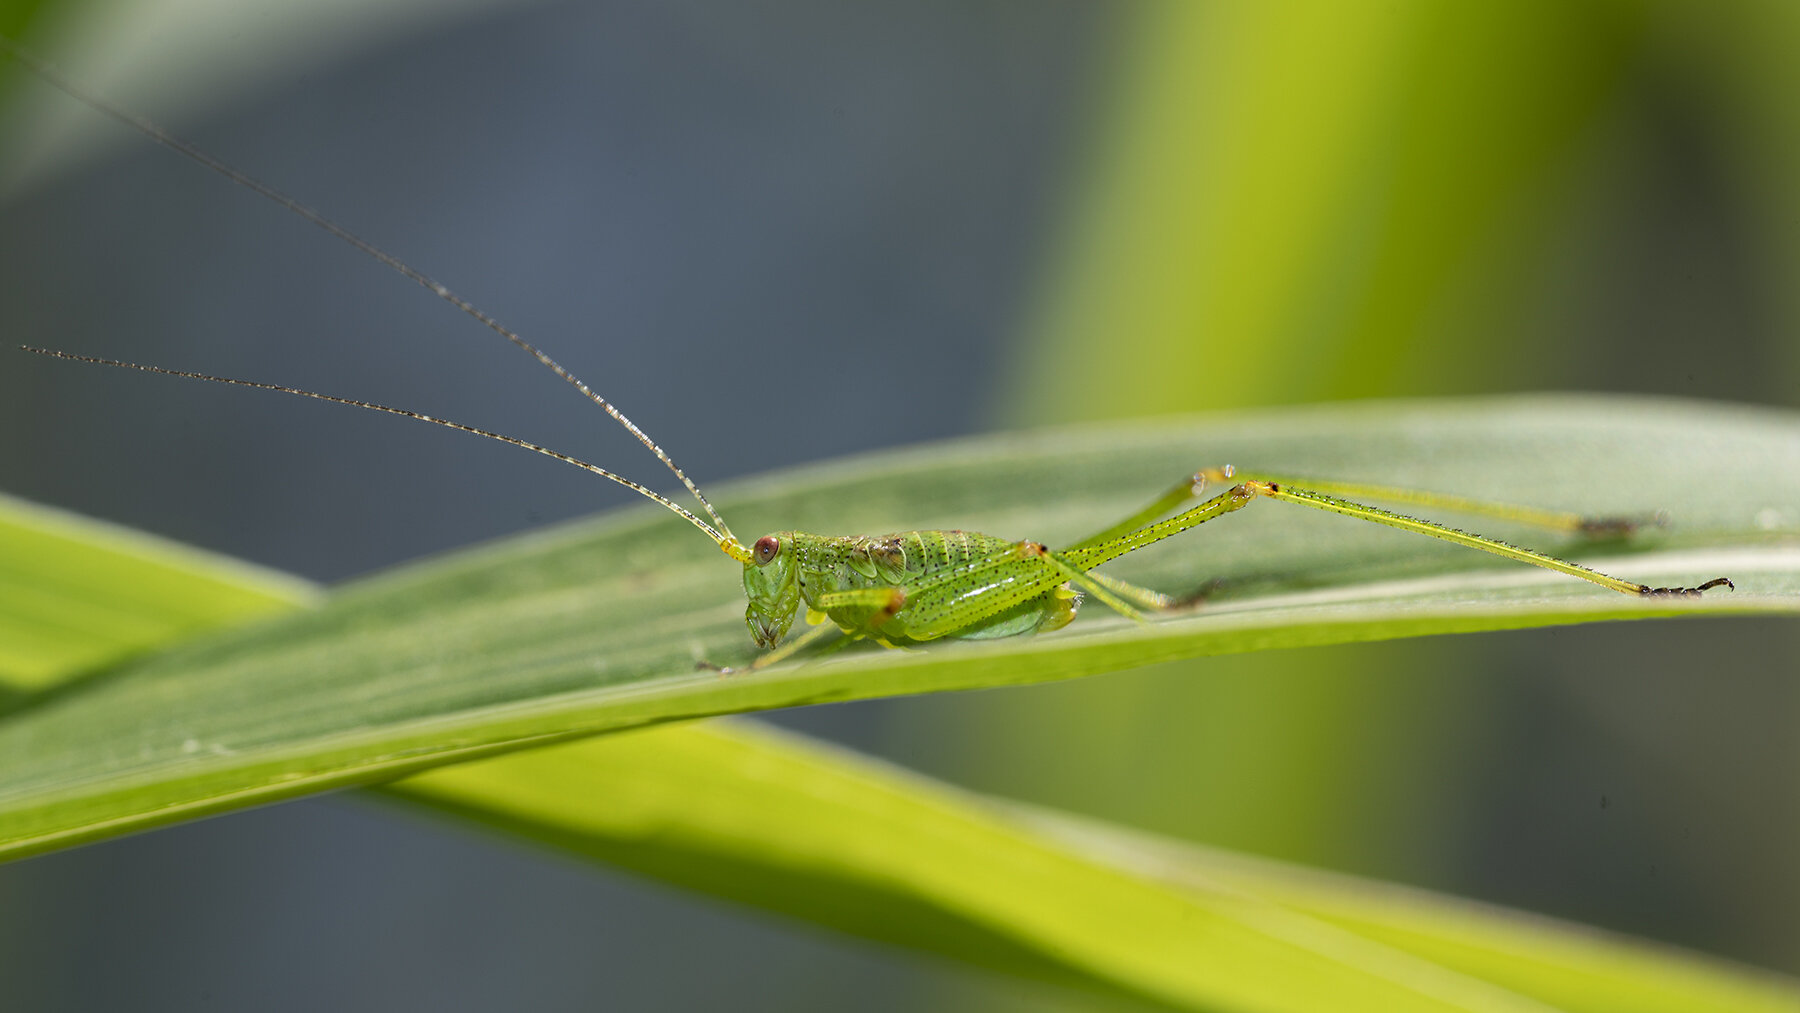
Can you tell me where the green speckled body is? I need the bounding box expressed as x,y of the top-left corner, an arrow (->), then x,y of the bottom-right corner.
797,530 -> 1078,642
731,464 -> 1715,665
741,529 -> 1080,648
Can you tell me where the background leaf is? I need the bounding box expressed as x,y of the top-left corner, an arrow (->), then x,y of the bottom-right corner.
0,495 -> 311,694
391,721 -> 1800,1012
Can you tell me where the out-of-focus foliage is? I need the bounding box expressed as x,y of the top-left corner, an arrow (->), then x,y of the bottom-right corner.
1011,2 -> 1800,419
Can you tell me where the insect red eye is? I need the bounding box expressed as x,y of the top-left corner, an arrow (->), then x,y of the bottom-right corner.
753,535 -> 780,565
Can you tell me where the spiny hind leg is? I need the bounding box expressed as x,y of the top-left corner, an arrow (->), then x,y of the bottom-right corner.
1074,464 -> 1669,554
1238,480 -> 1732,597
1067,468 -> 1236,551
1216,469 -> 1663,538
1063,475 -> 1730,598
973,541 -> 1172,624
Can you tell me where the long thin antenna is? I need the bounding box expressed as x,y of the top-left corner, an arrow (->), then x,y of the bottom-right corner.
22,347 -> 754,562
0,34 -> 738,545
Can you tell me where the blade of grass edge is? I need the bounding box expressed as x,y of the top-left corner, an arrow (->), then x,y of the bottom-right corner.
3,398 -> 1797,866
3,455 -> 1796,1011
0,492 -> 315,694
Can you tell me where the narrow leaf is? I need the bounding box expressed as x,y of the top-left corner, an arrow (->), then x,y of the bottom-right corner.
0,494 -> 312,693
2,397 -> 1796,861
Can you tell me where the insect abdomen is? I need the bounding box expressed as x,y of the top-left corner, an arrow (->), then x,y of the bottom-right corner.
797,529 -> 1073,643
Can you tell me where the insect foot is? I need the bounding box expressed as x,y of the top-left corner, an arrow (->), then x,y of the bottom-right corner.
1638,577 -> 1735,597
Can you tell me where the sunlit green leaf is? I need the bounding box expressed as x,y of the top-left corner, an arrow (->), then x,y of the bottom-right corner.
0,495 -> 312,693
2,396 -> 1796,863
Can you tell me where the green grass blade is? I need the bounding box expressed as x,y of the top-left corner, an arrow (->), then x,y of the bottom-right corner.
388,722 -> 1539,1012
389,720 -> 1800,1013
0,494 -> 314,694
1010,804 -> 1800,1013
2,396 -> 1797,862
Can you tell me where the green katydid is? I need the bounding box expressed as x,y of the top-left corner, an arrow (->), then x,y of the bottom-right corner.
8,38 -> 1733,672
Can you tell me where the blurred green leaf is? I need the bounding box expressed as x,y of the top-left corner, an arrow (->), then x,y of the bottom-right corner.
390,720 -> 1800,1013
1012,2 -> 1647,423
2,395 -> 1796,864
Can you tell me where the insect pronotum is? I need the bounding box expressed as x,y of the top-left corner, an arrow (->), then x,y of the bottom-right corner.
4,37 -> 1733,672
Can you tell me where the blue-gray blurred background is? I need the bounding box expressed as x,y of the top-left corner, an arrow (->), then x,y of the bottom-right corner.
0,1 -> 1795,1009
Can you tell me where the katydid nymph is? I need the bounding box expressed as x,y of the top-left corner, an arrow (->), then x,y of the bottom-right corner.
7,39 -> 1733,673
